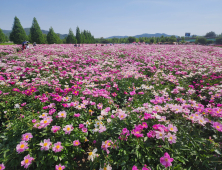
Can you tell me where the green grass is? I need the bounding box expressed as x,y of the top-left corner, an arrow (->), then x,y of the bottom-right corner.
0,43 -> 14,45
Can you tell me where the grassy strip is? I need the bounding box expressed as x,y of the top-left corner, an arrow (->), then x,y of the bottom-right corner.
0,43 -> 14,45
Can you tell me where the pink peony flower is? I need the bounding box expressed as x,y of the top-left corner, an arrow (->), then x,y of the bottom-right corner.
51,126 -> 61,133
58,111 -> 67,118
73,140 -> 81,146
21,133 -> 33,141
167,124 -> 178,133
74,113 -> 80,117
132,165 -> 138,170
40,139 -> 52,151
79,124 -> 84,129
212,122 -> 222,132
82,128 -> 88,133
0,163 -> 5,170
52,142 -> 63,153
55,164 -> 65,170
130,91 -> 136,95
167,133 -> 177,144
16,141 -> 29,153
160,152 -> 174,168
97,103 -> 103,109
32,119 -> 36,123
63,125 -> 73,134
21,154 -> 34,169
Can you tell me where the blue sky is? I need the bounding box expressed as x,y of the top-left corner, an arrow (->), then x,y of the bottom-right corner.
0,0 -> 221,38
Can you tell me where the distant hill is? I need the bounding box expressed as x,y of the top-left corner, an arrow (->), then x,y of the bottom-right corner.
106,33 -> 178,39
2,28 -> 68,39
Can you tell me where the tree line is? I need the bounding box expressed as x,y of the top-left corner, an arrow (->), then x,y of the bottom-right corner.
96,35 -> 178,44
0,16 -> 95,44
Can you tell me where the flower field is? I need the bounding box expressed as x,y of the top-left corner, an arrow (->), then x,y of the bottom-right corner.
0,44 -> 222,170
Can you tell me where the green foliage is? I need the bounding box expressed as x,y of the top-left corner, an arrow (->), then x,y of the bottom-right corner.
66,29 -> 77,44
207,40 -> 214,44
30,17 -> 44,44
169,36 -> 177,43
197,37 -> 207,44
47,27 -> 59,44
128,36 -> 136,43
0,28 -> 6,43
76,26 -> 82,44
205,31 -> 216,38
215,37 -> 222,44
9,16 -> 28,44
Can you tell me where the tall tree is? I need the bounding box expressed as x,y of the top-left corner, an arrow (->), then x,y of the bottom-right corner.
0,28 -> 5,43
128,36 -> 136,43
66,28 -> 77,44
76,26 -> 82,44
5,34 -> 9,42
9,16 -> 27,44
205,31 -> 216,37
30,17 -> 44,44
47,27 -> 58,44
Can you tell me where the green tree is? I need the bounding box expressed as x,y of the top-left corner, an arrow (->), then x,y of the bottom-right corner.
47,27 -> 58,44
9,16 -> 27,44
66,28 -> 77,44
0,28 -> 5,43
128,36 -> 136,43
150,37 -> 155,44
205,31 -> 216,37
181,36 -> 185,43
5,34 -> 9,42
56,34 -> 63,44
76,26 -> 82,44
169,36 -> 177,43
215,37 -> 222,44
197,37 -> 207,44
43,34 -> 48,44
30,17 -> 44,44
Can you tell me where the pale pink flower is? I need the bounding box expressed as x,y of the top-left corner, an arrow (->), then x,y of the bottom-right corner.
97,103 -> 103,109
167,133 -> 177,144
167,124 -> 178,133
55,164 -> 65,170
21,133 -> 33,141
52,142 -> 63,153
155,130 -> 165,140
16,141 -> 29,153
21,154 -> 34,169
58,111 -> 67,118
118,112 -> 127,120
63,125 -> 73,134
39,113 -> 48,118
40,139 -> 52,151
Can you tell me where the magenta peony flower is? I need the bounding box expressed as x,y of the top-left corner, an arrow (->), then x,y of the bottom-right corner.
73,140 -> 81,146
51,126 -> 61,133
0,163 -> 5,170
55,164 -> 65,170
160,152 -> 174,168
